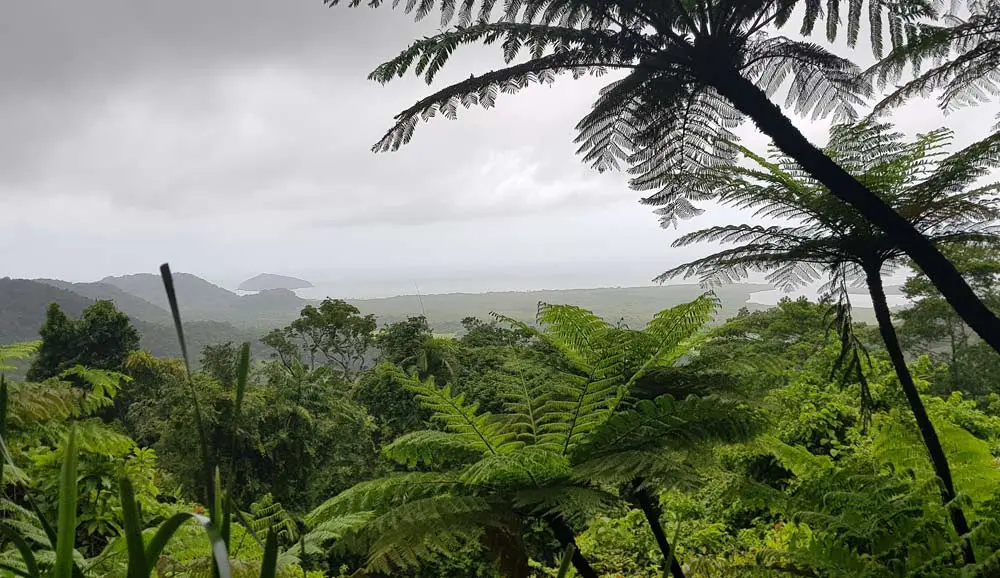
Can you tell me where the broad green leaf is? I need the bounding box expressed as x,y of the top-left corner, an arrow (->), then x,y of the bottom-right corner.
54,427 -> 78,578
119,477 -> 149,578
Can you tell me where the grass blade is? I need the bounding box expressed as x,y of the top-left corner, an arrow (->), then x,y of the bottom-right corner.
556,542 -> 576,578
233,343 -> 250,427
664,520 -> 682,578
229,343 -> 251,481
259,526 -> 279,578
159,263 -> 191,375
0,374 -> 7,491
214,468 -> 228,546
119,477 -> 149,578
0,524 -> 40,578
143,513 -> 194,562
54,426 -> 78,578
143,512 -> 231,578
160,263 -> 214,507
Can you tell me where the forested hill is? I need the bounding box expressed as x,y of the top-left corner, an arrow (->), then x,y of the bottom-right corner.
0,278 -> 265,360
2,273 -> 785,358
35,278 -> 174,324
100,273 -> 308,327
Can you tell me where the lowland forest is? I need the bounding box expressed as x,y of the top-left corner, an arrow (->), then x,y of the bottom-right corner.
5,0 -> 1000,578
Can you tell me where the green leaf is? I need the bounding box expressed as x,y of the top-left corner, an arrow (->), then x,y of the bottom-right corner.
259,527 -> 279,578
144,512 -> 232,578
160,263 -> 214,507
119,477 -> 149,578
0,524 -> 40,578
54,427 -> 78,578
556,542 -> 575,578
0,374 -> 6,491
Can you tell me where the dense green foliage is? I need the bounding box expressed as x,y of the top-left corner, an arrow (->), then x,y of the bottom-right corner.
7,262 -> 1000,577
3,1 -> 1000,576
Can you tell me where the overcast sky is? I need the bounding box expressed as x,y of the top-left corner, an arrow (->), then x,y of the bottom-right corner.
0,1 -> 996,297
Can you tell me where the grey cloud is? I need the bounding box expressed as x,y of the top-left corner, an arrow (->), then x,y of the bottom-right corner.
0,0 -> 625,227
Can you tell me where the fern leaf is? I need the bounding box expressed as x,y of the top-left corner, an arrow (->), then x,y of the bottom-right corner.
405,377 -> 520,454
307,472 -> 464,526
382,430 -> 486,467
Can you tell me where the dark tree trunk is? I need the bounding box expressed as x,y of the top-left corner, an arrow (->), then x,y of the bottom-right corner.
710,70 -> 1000,360
545,515 -> 600,578
633,483 -> 686,578
865,268 -> 975,565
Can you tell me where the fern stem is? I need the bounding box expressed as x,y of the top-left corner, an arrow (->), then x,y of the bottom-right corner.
544,515 -> 598,578
632,482 -> 686,578
865,268 -> 975,565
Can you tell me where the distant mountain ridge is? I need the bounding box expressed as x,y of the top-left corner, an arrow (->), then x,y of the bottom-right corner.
0,277 -> 265,360
101,273 -> 308,328
239,273 -> 313,291
35,279 -> 173,324
5,271 -> 852,361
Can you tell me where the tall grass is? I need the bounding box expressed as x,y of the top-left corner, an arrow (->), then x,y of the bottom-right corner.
0,263 -> 278,578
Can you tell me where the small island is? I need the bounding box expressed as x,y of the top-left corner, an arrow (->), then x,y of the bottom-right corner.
238,273 -> 313,291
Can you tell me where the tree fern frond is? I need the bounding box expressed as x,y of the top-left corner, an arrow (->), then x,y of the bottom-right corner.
571,449 -> 699,488
307,472 -> 464,526
303,512 -> 375,550
405,377 -> 520,453
495,354 -> 567,450
57,366 -> 129,414
490,312 -> 591,371
0,342 -> 40,372
512,485 -> 619,524
534,303 -> 613,367
868,2 -> 1000,115
362,496 -> 503,574
370,48 -> 616,152
246,495 -> 299,543
572,394 -> 759,463
459,446 -> 571,488
744,36 -> 870,122
637,292 -> 720,370
382,430 -> 487,467
3,381 -> 77,429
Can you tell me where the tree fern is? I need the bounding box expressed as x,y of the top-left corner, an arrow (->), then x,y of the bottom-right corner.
362,495 -> 505,574
308,296 -> 753,577
0,343 -> 39,374
382,430 -> 486,467
662,120 -> 1000,564
308,472 -> 465,526
404,377 -> 521,454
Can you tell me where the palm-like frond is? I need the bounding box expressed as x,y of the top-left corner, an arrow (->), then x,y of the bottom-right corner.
533,303 -> 612,366
307,472 -> 464,526
382,430 -> 487,467
868,0 -> 1000,119
659,121 -> 1000,291
323,0 -> 913,205
405,376 -> 520,453
310,296 -> 737,574
571,395 -> 759,465
0,342 -> 39,373
459,445 -> 571,488
512,485 -> 619,524
362,496 -> 505,574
